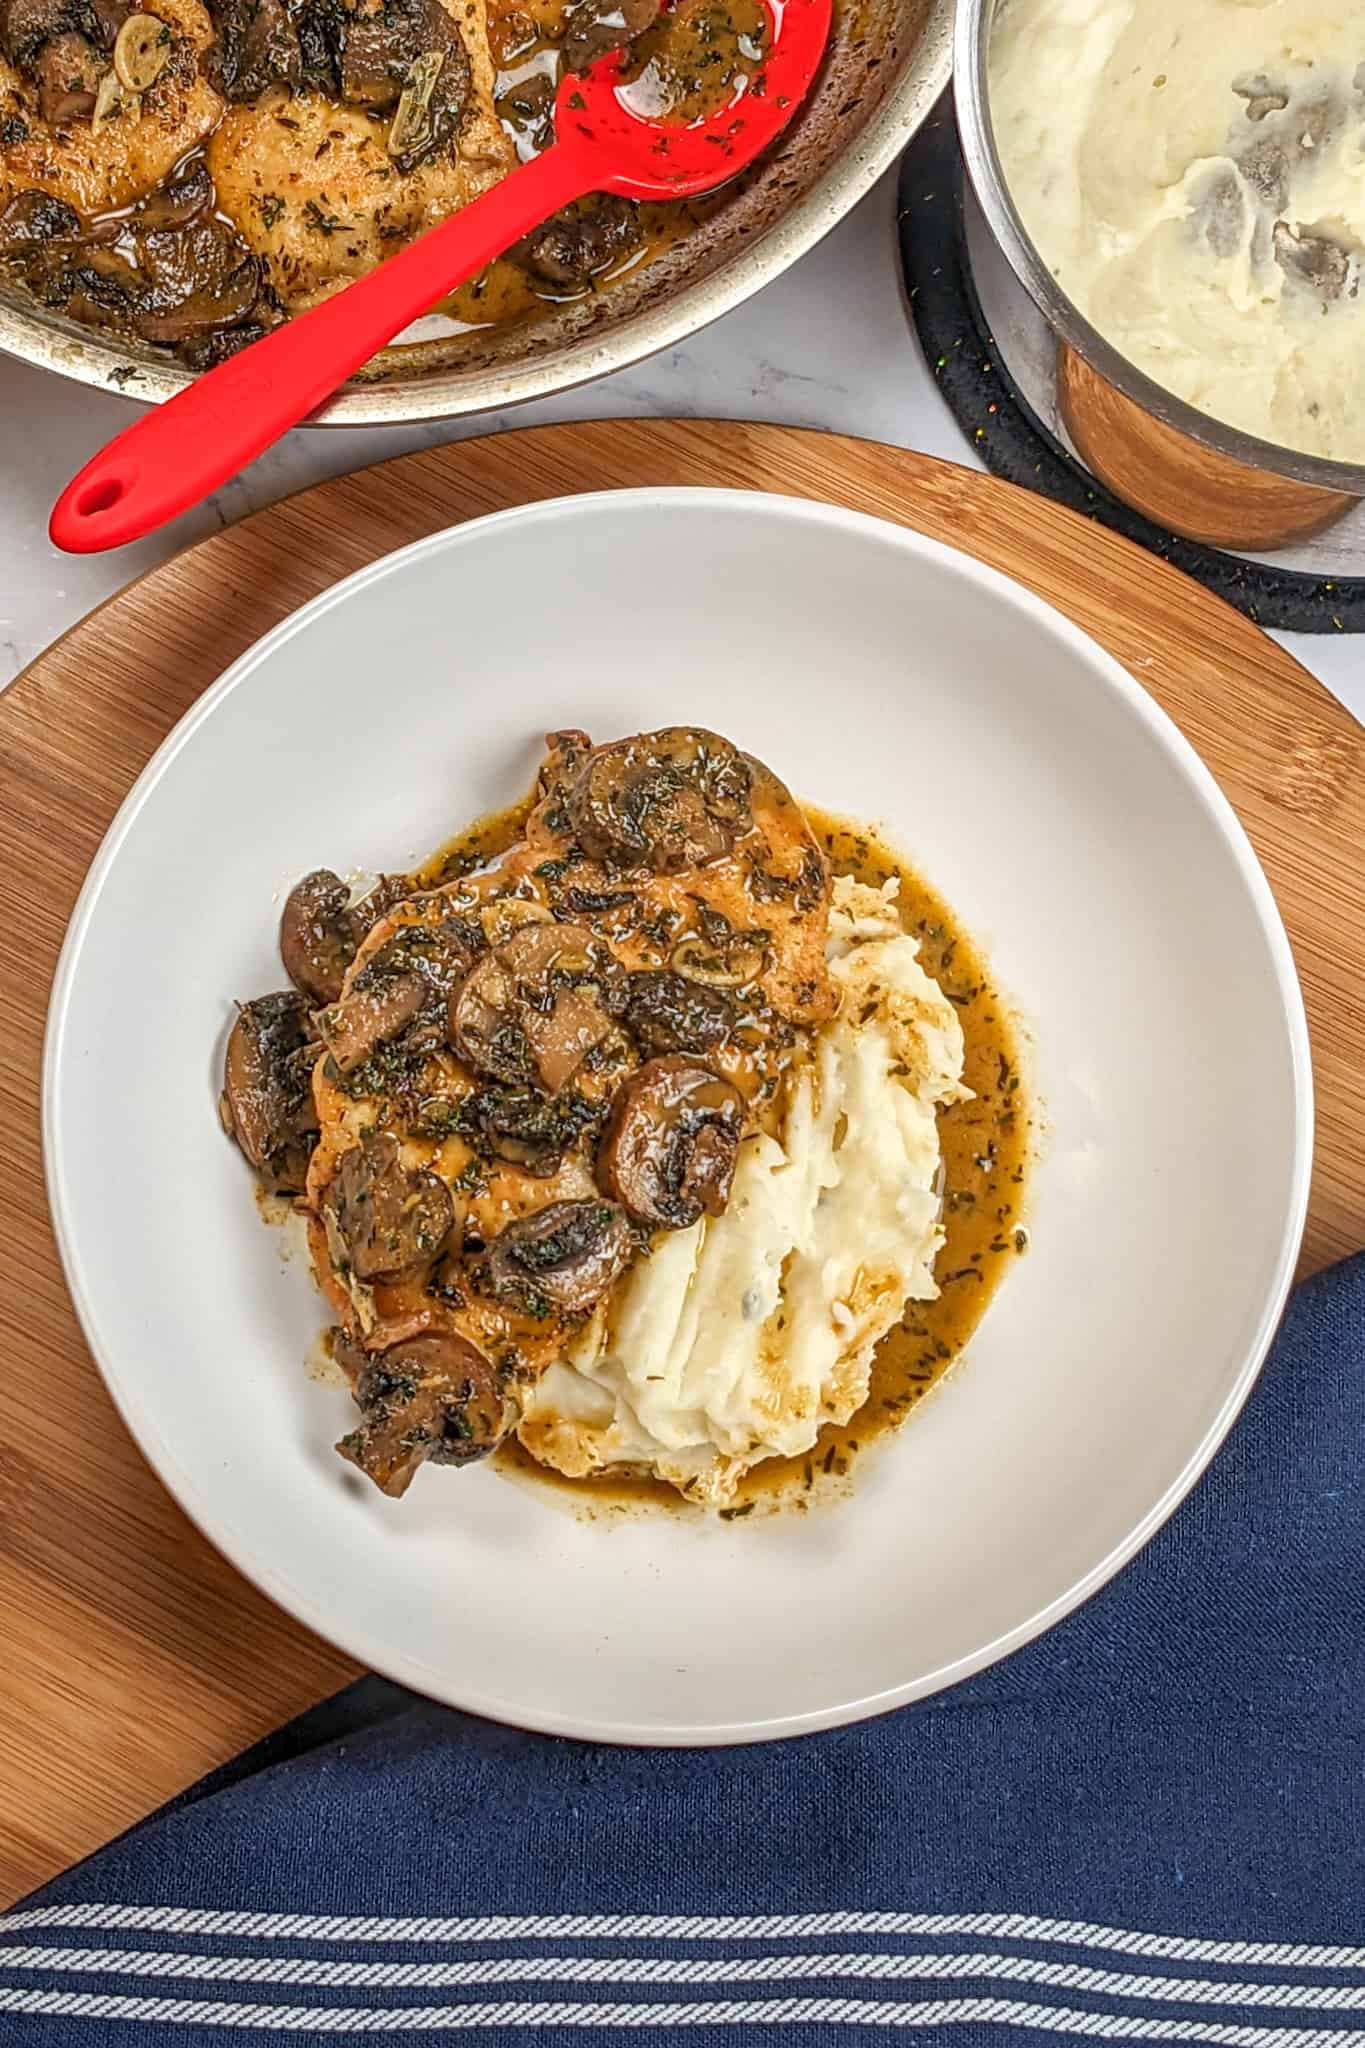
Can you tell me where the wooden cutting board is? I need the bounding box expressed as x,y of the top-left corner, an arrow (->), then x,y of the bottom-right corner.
3,418 -> 1363,1906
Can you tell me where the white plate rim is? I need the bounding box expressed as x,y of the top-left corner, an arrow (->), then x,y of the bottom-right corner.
41,487 -> 1315,1744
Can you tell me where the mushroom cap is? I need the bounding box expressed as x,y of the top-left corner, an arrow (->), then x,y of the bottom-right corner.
221,989 -> 317,1192
316,964 -> 428,1077
337,1328 -> 511,1496
486,1198 -> 633,1314
325,1131 -> 453,1281
623,969 -> 734,1056
449,920 -> 616,1095
596,1055 -> 744,1230
565,727 -> 754,873
279,869 -> 359,1006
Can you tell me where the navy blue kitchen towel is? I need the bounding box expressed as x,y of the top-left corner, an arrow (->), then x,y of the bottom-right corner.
2,1253 -> 1363,2045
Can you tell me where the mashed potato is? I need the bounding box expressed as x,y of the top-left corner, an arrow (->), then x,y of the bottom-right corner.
991,0 -> 1365,462
517,876 -> 969,1502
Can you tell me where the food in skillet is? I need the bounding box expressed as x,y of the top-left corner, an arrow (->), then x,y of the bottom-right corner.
0,0 -> 767,365
221,727 -> 1009,1505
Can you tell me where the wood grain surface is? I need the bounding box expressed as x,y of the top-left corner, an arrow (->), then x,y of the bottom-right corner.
3,418 -> 1363,1907
1057,344 -> 1359,549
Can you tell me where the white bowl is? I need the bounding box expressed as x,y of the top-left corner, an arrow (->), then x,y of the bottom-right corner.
43,489 -> 1311,1744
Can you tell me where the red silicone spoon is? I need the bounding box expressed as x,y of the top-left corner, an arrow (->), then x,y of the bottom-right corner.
50,0 -> 830,554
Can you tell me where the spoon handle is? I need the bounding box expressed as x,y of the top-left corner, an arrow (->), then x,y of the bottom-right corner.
50,142 -> 592,555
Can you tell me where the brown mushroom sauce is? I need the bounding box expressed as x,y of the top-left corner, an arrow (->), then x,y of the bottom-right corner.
222,730 -> 1032,1504
0,0 -> 772,365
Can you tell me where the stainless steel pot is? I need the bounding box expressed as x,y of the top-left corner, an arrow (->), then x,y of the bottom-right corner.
0,0 -> 951,425
955,0 -> 1365,499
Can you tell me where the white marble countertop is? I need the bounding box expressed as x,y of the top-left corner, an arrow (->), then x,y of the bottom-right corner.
3,170 -> 1361,721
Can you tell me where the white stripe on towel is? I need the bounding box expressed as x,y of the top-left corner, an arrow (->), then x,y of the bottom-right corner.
3,1912 -> 1363,1972
4,1989 -> 1365,2038
3,1945 -> 1365,2011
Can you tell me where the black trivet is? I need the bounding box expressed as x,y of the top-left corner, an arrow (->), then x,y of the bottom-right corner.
896,100 -> 1365,633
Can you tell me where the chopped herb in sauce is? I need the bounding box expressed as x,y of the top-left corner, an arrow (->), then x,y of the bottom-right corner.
724,809 -> 1030,1512
303,200 -> 350,236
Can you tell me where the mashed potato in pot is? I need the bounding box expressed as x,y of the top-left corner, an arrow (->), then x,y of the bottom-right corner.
517,876 -> 969,1503
991,0 -> 1365,462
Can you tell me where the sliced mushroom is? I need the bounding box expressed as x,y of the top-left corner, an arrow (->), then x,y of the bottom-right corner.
86,0 -> 128,46
449,920 -> 616,1095
486,1199 -> 632,1314
560,0 -> 655,73
86,0 -> 130,42
279,869 -> 434,1005
623,970 -> 732,1056
495,63 -> 553,152
176,320 -> 268,369
336,1329 -> 511,1496
207,0 -> 305,100
137,153 -> 213,230
317,968 -> 427,1077
35,29 -> 104,122
565,727 -> 753,872
220,990 -> 318,1192
670,927 -> 767,988
0,188 -> 81,253
320,917 -> 481,1079
321,917 -> 485,1081
10,189 -> 263,346
597,1056 -> 743,1229
455,1084 -> 599,1174
338,12 -> 409,105
0,0 -> 121,73
0,0 -> 70,69
246,0 -> 473,169
132,240 -> 261,344
515,195 -> 641,293
17,232 -> 140,324
280,868 -> 362,1004
325,1132 -> 453,1280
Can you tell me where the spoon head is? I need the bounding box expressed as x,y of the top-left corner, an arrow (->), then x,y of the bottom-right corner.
555,0 -> 832,201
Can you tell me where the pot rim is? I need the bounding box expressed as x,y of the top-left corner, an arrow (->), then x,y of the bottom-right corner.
953,0 -> 1365,500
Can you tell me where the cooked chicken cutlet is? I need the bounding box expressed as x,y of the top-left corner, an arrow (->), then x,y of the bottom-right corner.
277,728 -> 835,1495
0,0 -> 221,214
206,0 -> 512,309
